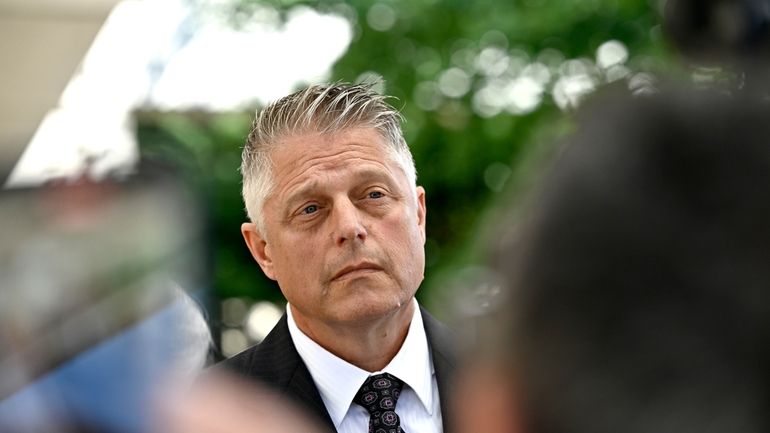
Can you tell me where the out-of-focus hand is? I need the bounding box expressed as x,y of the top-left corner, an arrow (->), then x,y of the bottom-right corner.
453,359 -> 525,433
156,372 -> 326,433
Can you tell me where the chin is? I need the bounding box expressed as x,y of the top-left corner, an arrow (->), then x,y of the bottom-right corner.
332,294 -> 412,323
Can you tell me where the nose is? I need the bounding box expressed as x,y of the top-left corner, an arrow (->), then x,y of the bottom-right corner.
331,198 -> 367,245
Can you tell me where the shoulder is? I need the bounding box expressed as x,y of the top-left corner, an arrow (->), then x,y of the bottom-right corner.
420,307 -> 458,368
215,313 -> 300,386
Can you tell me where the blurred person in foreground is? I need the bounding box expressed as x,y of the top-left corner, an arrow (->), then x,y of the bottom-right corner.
157,373 -> 324,433
453,85 -> 770,433
216,83 -> 456,433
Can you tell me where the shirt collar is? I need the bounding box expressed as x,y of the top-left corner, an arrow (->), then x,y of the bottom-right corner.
286,298 -> 435,429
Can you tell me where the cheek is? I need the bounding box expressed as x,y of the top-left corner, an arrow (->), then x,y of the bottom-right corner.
271,236 -> 320,280
380,217 -> 425,270
393,216 -> 425,255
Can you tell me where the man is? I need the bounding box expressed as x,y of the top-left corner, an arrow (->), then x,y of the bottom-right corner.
218,83 -> 456,433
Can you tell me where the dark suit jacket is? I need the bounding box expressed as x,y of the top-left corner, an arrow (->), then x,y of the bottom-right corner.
218,306 -> 457,433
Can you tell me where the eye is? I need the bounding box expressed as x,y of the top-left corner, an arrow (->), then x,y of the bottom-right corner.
302,204 -> 319,214
368,190 -> 384,199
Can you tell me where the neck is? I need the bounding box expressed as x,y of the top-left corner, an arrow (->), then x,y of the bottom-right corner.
292,301 -> 415,372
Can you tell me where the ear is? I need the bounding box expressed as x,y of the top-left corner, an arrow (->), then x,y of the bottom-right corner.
241,222 -> 277,281
415,186 -> 427,244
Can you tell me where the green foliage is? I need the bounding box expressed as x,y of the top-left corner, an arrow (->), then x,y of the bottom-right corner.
137,111 -> 284,304
137,0 -> 670,316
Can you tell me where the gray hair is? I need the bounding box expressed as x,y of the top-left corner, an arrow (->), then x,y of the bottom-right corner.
241,82 -> 416,234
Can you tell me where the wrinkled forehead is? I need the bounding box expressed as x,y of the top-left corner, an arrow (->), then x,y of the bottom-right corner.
269,126 -> 404,172
266,128 -> 413,199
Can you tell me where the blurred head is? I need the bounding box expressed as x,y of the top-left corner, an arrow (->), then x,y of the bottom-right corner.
241,82 -> 416,235
663,0 -> 770,65
459,88 -> 770,433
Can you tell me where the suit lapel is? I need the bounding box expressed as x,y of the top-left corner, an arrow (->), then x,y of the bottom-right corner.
283,360 -> 336,431
421,307 -> 458,433
233,314 -> 336,432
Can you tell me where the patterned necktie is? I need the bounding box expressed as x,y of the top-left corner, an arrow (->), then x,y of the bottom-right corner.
353,372 -> 407,433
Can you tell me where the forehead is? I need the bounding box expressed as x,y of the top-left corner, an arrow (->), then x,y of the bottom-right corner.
268,127 -> 403,189
272,126 -> 388,157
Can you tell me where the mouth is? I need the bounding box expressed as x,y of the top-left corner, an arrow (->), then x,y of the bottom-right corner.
332,262 -> 383,281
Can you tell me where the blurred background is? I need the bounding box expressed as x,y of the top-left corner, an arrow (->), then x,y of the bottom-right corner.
137,0 -> 676,358
2,0 -> 680,357
0,0 -> 700,430
106,0 -> 675,353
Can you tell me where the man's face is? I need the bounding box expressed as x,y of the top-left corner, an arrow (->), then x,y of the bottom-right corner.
242,127 -> 426,329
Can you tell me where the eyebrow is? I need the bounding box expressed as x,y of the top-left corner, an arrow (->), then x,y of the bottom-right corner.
281,167 -> 398,215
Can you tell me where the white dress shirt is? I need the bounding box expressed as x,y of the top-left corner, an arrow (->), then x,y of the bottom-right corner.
287,298 -> 443,433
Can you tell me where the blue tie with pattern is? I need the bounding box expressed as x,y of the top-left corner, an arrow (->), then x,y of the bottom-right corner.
353,372 -> 406,433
